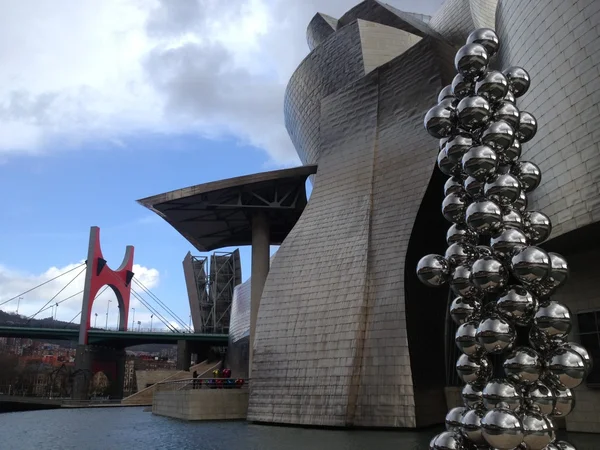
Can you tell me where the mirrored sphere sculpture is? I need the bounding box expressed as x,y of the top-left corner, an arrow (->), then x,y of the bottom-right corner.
438,148 -> 460,176
510,246 -> 551,286
464,175 -> 485,199
503,347 -> 542,385
467,28 -> 499,57
462,145 -> 498,180
482,378 -> 522,411
525,382 -> 556,415
521,409 -> 555,450
512,161 -> 541,192
432,431 -> 463,450
517,111 -> 537,143
564,342 -> 592,374
534,301 -> 572,340
471,256 -> 508,293
452,73 -> 474,98
502,206 -> 525,230
451,265 -> 483,299
444,176 -> 464,197
546,347 -> 586,389
442,192 -> 469,223
496,285 -> 537,326
493,100 -> 520,129
456,320 -> 484,356
476,315 -> 516,354
460,408 -> 487,446
455,43 -> 489,78
462,383 -> 484,408
416,254 -> 450,287
466,199 -> 503,235
481,406 -> 524,450
481,120 -> 515,152
524,211 -> 552,244
552,387 -> 575,417
457,96 -> 491,130
513,189 -> 528,212
451,298 -> 481,325
554,441 -> 577,450
438,85 -> 455,103
445,242 -> 476,268
491,228 -> 529,261
425,103 -> 456,138
476,70 -> 509,102
484,173 -> 521,206
447,223 -> 478,245
446,406 -> 467,432
502,136 -> 522,163
445,134 -> 473,163
456,354 -> 491,384
503,66 -> 531,97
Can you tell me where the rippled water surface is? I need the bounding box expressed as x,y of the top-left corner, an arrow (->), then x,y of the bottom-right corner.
1,407 -> 599,450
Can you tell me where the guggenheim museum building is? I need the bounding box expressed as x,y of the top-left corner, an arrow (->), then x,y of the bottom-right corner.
139,0 -> 600,433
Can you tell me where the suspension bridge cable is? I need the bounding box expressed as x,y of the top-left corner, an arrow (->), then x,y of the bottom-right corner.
37,289 -> 84,315
26,266 -> 87,323
129,286 -> 179,333
132,278 -> 188,329
60,285 -> 109,329
63,311 -> 81,328
0,263 -> 86,307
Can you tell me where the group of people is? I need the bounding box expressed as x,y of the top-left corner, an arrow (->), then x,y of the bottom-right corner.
190,367 -> 244,389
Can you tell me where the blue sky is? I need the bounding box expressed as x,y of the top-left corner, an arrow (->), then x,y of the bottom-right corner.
0,0 -> 443,330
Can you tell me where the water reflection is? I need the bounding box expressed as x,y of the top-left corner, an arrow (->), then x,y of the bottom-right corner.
0,407 -> 598,450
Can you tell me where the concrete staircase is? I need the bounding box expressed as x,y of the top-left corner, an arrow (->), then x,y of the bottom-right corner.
121,360 -> 220,406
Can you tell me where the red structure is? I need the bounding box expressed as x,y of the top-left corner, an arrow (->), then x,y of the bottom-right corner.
78,226 -> 134,345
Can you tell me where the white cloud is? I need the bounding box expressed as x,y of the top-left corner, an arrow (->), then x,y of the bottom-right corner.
0,261 -> 184,332
0,0 -> 444,164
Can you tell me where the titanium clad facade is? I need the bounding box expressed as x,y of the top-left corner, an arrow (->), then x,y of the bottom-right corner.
429,0 -> 498,47
227,278 -> 251,379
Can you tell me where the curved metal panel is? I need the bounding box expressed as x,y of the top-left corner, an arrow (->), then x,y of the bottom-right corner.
496,0 -> 600,240
429,0 -> 498,47
306,13 -> 338,51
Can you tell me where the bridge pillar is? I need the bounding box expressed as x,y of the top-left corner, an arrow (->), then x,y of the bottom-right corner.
250,212 -> 270,377
177,340 -> 192,371
72,344 -> 126,400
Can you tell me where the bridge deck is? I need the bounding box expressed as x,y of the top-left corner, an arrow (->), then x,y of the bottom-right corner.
0,326 -> 228,347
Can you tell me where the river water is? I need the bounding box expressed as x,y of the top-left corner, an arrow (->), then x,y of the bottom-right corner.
1,407 -> 599,450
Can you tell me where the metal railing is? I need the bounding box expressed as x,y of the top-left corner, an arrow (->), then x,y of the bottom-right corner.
154,378 -> 249,392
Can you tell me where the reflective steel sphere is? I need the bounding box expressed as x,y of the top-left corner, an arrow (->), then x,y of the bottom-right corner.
534,301 -> 572,340
447,223 -> 478,245
546,347 -> 586,389
503,66 -> 531,97
438,148 -> 460,176
455,43 -> 489,78
493,100 -> 520,130
444,176 -> 465,197
511,161 -> 542,192
425,103 -> 456,138
500,137 -> 522,165
525,381 -> 556,415
475,245 -> 493,258
464,175 -> 485,199
502,206 -> 525,230
471,256 -> 508,293
460,407 -> 487,446
554,441 -> 577,450
456,354 -> 492,384
504,347 -> 543,386
457,96 -> 491,131
564,341 -> 592,375
442,192 -> 469,223
462,145 -> 498,181
523,211 -> 552,244
484,173 -> 521,206
445,134 -> 473,163
432,431 -> 463,450
451,298 -> 481,325
445,242 -> 476,268
440,137 -> 450,151
483,378 -> 522,411
481,120 -> 515,152
521,409 -> 555,450
476,315 -> 516,354
462,383 -> 484,408
552,387 -> 575,417
451,265 -> 483,299
510,246 -> 551,285
467,28 -> 499,57
504,90 -> 516,104
517,111 -> 538,143
452,73 -> 475,98
476,70 -> 509,102
456,320 -> 484,356
438,85 -> 455,103
491,228 -> 529,261
529,326 -> 563,356
496,285 -> 537,326
481,406 -> 524,449
416,254 -> 450,287
513,190 -> 528,212
466,199 -> 504,235
545,252 -> 570,293
446,406 -> 467,432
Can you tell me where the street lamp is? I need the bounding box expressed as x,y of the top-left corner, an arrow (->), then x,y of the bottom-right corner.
131,308 -> 135,331
16,296 -> 23,315
94,313 -> 98,328
105,299 -> 112,330
137,320 -> 141,332
54,303 -> 59,321
150,314 -> 154,332
189,314 -> 192,333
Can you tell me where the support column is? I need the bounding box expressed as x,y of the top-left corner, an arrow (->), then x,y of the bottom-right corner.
250,211 -> 270,377
177,340 -> 192,371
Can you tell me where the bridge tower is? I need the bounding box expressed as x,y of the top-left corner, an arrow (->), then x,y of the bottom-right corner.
73,226 -> 134,400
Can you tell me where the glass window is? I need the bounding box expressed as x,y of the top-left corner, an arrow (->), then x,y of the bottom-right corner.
577,311 -> 600,387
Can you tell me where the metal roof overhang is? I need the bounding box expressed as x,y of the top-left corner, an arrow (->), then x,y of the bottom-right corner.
137,165 -> 318,252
